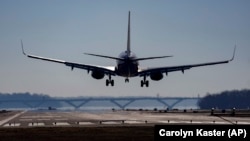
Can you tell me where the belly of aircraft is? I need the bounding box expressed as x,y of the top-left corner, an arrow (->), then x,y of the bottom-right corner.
116,63 -> 138,77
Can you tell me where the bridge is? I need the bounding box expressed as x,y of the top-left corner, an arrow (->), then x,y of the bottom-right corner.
0,97 -> 200,110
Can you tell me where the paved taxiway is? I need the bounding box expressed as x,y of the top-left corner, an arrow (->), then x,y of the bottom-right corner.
1,109 -> 250,128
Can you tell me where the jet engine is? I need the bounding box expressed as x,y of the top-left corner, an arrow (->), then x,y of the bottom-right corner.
91,71 -> 105,79
150,72 -> 163,81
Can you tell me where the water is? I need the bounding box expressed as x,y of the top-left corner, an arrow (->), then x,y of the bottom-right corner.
0,98 -> 199,111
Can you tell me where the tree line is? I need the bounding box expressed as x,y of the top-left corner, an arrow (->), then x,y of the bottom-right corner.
198,89 -> 250,109
0,92 -> 61,108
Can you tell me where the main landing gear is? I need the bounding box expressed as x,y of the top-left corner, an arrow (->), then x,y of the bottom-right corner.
105,75 -> 149,87
106,75 -> 114,86
141,76 -> 149,87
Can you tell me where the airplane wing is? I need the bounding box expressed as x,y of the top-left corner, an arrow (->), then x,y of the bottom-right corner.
138,47 -> 236,77
21,41 -> 116,76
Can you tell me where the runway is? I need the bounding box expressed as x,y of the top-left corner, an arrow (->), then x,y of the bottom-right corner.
0,109 -> 249,141
1,109 -> 250,128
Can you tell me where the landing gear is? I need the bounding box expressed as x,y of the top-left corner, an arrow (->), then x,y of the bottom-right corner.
141,80 -> 149,87
106,79 -> 114,86
106,75 -> 114,86
125,78 -> 129,83
141,76 -> 149,87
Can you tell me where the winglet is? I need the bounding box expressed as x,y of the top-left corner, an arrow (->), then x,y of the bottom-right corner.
21,40 -> 27,56
229,45 -> 236,61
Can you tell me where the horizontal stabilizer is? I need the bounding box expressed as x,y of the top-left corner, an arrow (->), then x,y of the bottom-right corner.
134,55 -> 173,61
84,53 -> 124,61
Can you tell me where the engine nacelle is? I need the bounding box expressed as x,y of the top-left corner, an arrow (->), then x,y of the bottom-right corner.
91,71 -> 105,79
150,72 -> 163,81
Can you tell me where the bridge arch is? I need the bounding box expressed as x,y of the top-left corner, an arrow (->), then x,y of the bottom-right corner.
0,97 -> 200,110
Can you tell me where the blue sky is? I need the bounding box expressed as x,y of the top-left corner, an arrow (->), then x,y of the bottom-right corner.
0,0 -> 249,97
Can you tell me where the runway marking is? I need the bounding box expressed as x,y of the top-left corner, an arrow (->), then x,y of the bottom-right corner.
236,122 -> 250,124
214,122 -> 233,124
158,120 -> 231,124
21,115 -> 61,118
101,121 -> 121,125
0,111 -> 26,126
28,122 -> 45,126
55,118 -> 68,121
3,123 -> 21,127
53,122 -> 70,126
125,121 -> 145,124
37,119 -> 50,121
20,119 -> 32,121
78,122 -> 95,125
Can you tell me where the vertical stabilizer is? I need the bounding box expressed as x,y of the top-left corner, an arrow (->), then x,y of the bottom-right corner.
127,11 -> 131,55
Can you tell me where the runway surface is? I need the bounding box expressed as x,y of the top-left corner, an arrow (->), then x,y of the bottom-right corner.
1,109 -> 250,128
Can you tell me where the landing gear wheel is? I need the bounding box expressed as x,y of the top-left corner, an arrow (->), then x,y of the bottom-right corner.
106,79 -> 114,86
125,78 -> 129,83
145,80 -> 149,87
106,79 -> 109,86
141,80 -> 149,87
106,75 -> 114,86
111,80 -> 114,86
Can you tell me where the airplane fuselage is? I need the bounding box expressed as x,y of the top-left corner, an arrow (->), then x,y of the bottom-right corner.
116,51 -> 139,77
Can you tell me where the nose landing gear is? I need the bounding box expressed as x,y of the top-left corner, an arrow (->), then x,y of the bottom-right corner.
125,78 -> 129,83
141,76 -> 149,87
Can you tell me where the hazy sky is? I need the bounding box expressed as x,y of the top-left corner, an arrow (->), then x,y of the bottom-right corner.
0,0 -> 249,97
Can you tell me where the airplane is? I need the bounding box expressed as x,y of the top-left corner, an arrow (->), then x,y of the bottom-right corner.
21,11 -> 236,87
